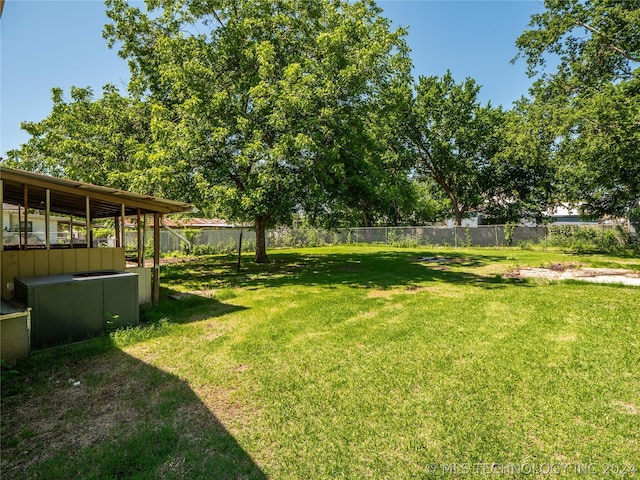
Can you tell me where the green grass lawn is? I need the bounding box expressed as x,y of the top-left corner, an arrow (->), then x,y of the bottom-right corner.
2,246 -> 639,479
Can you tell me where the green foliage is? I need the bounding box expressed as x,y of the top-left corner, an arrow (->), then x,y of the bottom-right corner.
109,318 -> 174,347
405,72 -> 507,225
179,227 -> 201,254
463,226 -> 473,247
546,225 -> 628,252
515,0 -> 640,88
517,239 -> 535,250
515,0 -> 640,219
181,228 -> 200,245
483,104 -> 559,223
504,222 -> 517,246
104,0 -> 413,262
387,230 -> 420,248
631,202 -> 640,222
4,85 -> 189,201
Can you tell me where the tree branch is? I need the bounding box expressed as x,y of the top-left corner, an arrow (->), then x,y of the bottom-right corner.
575,18 -> 640,63
211,9 -> 224,28
230,172 -> 245,191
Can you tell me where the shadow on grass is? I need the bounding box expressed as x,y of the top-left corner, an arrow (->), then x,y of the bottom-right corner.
1,290 -> 261,478
1,344 -> 266,479
19,295 -> 247,355
142,289 -> 248,325
160,249 -> 529,292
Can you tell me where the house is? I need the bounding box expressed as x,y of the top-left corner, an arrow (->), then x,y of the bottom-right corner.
546,205 -> 598,226
2,203 -> 88,246
158,217 -> 235,229
446,204 -> 623,228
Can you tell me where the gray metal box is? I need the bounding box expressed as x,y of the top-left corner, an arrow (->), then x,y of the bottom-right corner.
15,270 -> 138,349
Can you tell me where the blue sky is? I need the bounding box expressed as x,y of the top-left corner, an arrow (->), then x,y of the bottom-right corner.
0,0 -> 544,156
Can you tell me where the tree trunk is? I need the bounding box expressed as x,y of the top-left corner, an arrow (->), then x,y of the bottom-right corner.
360,200 -> 371,228
362,210 -> 370,228
254,215 -> 269,263
454,207 -> 463,226
237,226 -> 243,272
433,176 -> 463,226
447,194 -> 463,226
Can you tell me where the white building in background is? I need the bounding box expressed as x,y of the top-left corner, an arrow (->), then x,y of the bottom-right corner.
1,203 -> 84,246
546,205 -> 600,226
444,204 -> 626,228
445,217 -> 480,228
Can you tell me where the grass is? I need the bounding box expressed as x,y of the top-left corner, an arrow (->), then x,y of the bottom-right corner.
2,245 -> 639,479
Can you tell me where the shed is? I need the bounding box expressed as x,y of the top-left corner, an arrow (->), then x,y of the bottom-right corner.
1,166 -> 191,359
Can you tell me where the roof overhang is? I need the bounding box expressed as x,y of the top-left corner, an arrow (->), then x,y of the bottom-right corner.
0,166 -> 192,218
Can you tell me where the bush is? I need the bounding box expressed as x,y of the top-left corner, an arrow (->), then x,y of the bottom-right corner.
547,225 -> 627,252
518,240 -> 535,250
387,229 -> 419,248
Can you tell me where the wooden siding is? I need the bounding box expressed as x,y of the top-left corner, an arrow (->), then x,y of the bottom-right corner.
1,248 -> 126,301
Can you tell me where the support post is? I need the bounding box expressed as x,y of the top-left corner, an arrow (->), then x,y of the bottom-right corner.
137,209 -> 142,267
153,213 -> 161,304
114,216 -> 121,248
120,204 -> 126,250
70,215 -> 74,248
142,214 -> 147,267
86,197 -> 92,248
17,206 -> 22,249
1,179 -> 3,293
23,184 -> 28,250
45,189 -> 51,250
0,179 -> 3,244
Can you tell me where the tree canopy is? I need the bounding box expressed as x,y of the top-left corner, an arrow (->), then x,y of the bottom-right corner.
515,0 -> 640,219
103,0 -> 412,261
7,0 -> 640,248
404,72 -> 507,225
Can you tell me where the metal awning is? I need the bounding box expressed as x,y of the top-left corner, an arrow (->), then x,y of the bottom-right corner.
0,166 -> 192,218
1,166 -> 193,304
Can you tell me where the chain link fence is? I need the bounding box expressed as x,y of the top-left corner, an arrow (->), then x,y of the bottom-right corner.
266,225 -> 547,248
124,223 -> 633,254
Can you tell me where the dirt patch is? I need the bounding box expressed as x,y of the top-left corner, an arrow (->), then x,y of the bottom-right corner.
168,289 -> 216,300
417,256 -> 467,264
506,265 -> 640,286
367,289 -> 396,299
547,263 -> 577,272
612,400 -> 639,415
404,285 -> 427,294
127,256 -> 199,268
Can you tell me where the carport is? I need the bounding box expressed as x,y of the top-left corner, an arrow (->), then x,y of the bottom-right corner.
1,166 -> 192,305
1,166 -> 192,360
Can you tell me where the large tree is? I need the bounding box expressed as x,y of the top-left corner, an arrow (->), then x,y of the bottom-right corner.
5,85 -> 189,200
515,0 -> 640,219
104,0 -> 411,262
404,72 -> 506,225
482,101 -> 560,224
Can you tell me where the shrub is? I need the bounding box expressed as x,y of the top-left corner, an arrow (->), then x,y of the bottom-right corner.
518,240 -> 535,250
